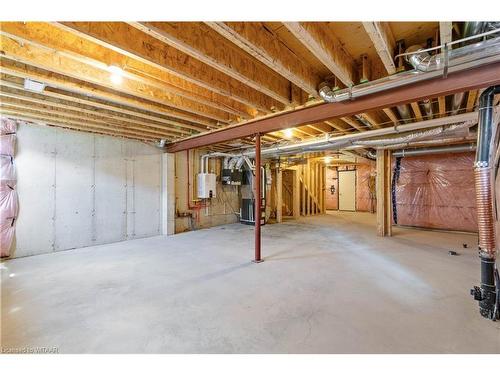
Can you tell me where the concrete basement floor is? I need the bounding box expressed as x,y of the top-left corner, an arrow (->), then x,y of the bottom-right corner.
1,211 -> 499,353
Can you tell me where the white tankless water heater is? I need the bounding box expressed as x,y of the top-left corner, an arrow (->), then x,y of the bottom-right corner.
197,173 -> 217,198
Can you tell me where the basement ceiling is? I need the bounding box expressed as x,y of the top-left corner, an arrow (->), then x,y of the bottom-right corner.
0,21 -> 487,152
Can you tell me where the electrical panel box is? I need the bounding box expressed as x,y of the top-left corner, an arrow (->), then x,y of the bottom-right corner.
222,169 -> 242,185
197,173 -> 216,198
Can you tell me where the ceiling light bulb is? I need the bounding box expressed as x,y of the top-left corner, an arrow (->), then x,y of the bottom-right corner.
324,156 -> 333,164
284,128 -> 294,139
108,65 -> 124,85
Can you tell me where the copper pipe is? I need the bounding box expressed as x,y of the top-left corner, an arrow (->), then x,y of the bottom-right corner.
474,167 -> 497,257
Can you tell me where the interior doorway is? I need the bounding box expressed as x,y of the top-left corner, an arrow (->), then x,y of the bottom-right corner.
338,170 -> 356,211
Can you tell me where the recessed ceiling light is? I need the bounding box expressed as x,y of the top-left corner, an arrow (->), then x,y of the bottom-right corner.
324,156 -> 333,164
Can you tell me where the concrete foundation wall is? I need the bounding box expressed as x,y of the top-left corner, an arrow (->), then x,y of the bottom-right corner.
13,123 -> 162,258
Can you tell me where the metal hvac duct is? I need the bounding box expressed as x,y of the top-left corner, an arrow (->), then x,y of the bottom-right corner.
470,85 -> 500,321
238,112 -> 478,158
352,122 -> 472,147
449,22 -> 500,115
422,99 -> 434,119
318,30 -> 500,103
392,143 -> 476,157
396,104 -> 412,123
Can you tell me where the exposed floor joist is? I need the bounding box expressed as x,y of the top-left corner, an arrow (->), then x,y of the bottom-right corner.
58,22 -> 283,114
0,90 -> 188,138
129,22 -> 294,106
283,22 -> 355,86
0,34 -> 236,124
362,22 -> 397,75
206,22 -> 321,98
0,59 -> 217,131
0,76 -> 208,133
1,22 -> 256,121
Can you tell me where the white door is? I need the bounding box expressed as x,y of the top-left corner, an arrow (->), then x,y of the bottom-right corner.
338,170 -> 356,211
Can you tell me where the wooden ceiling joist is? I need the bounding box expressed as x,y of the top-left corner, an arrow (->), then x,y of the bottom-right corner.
0,101 -> 176,139
438,96 -> 446,117
3,112 -> 157,142
0,76 -> 206,133
324,120 -> 349,133
410,102 -> 423,121
206,22 -> 321,98
466,90 -> 478,111
58,22 -> 283,113
362,22 -> 396,75
283,22 -> 356,86
439,22 -> 453,45
0,34 -> 235,124
129,22 -> 293,106
0,89 -> 190,137
340,117 -> 366,132
382,108 -> 399,124
1,22 -> 255,120
0,59 -> 215,132
307,124 -> 328,134
1,108 -> 163,141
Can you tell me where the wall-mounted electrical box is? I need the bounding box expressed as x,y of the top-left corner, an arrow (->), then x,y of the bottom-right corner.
197,173 -> 216,198
222,169 -> 242,185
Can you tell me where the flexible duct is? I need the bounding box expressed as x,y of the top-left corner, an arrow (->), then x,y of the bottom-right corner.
471,85 -> 500,321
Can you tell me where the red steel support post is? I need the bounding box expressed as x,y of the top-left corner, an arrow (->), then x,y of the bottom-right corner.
254,133 -> 263,263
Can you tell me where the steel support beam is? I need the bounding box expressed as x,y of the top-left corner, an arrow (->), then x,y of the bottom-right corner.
166,62 -> 500,152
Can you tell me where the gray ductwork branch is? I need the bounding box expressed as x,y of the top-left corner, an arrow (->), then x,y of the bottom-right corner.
392,143 -> 476,157
317,33 -> 500,104
351,122 -> 474,147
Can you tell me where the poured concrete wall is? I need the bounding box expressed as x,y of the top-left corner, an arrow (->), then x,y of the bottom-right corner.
12,123 -> 162,258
